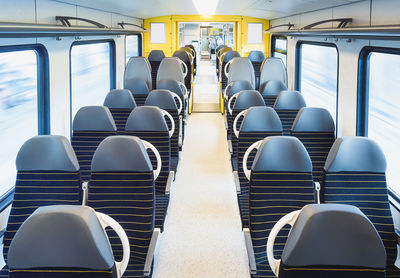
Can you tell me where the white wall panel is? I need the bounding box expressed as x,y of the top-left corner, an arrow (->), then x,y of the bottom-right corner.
0,0 -> 36,23
76,6 -> 112,27
36,0 -> 77,25
333,1 -> 371,27
371,0 -> 400,26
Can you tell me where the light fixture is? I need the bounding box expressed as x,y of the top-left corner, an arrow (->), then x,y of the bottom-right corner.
192,0 -> 220,16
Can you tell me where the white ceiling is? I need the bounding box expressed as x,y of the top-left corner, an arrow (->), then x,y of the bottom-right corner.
59,0 -> 363,19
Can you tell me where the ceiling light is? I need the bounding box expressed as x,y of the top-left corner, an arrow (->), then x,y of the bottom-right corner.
192,0 -> 220,16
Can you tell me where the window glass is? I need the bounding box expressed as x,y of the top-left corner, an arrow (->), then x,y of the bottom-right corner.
0,50 -> 38,195
71,42 -> 111,118
300,43 -> 338,122
367,52 -> 400,193
273,37 -> 287,66
275,38 -> 287,51
126,35 -> 140,63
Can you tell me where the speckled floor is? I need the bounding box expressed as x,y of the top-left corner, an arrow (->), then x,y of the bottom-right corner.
152,61 -> 250,278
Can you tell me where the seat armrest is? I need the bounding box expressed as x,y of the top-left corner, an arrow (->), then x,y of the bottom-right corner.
82,181 -> 88,206
144,228 -> 161,276
165,171 -> 175,195
233,171 -> 240,194
314,182 -> 321,204
228,140 -> 233,154
243,228 -> 257,274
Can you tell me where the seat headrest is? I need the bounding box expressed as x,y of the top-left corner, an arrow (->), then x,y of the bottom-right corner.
91,136 -> 152,172
228,58 -> 255,89
125,57 -> 152,91
233,90 -> 265,110
324,137 -> 387,173
185,44 -> 195,51
216,45 -> 227,53
148,50 -> 165,61
240,107 -> 282,133
125,78 -> 150,95
260,57 -> 288,87
173,50 -> 191,63
16,135 -> 79,172
125,106 -> 168,132
252,136 -> 312,172
292,107 -> 335,132
223,51 -> 240,63
274,90 -> 306,110
104,89 -> 136,109
219,47 -> 232,56
145,90 -> 178,111
248,51 -> 265,63
261,80 -> 287,96
157,79 -> 184,98
226,80 -> 254,98
281,204 -> 386,268
8,205 -> 115,270
73,106 -> 117,132
157,57 -> 185,84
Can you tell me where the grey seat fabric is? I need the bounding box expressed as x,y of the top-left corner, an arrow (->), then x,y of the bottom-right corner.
8,205 -> 115,270
279,204 -> 386,277
225,80 -> 254,100
227,57 -> 256,89
148,50 -> 166,90
259,57 -> 288,94
125,106 -> 169,134
173,50 -> 191,64
220,51 -> 240,91
72,106 -> 117,132
261,80 -> 288,107
16,135 -> 79,172
148,50 -> 165,62
125,57 -> 152,91
157,57 -> 185,86
104,89 -> 137,109
274,91 -> 307,135
248,51 -> 265,90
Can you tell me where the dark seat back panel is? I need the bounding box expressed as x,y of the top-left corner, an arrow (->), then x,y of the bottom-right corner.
276,110 -> 300,136
109,109 -> 133,133
278,265 -> 385,278
9,265 -> 118,278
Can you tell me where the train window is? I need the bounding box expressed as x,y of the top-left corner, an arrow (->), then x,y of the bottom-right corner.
126,35 -> 141,63
0,46 -> 49,195
271,36 -> 287,66
359,50 -> 400,194
70,41 -> 116,118
298,43 -> 338,123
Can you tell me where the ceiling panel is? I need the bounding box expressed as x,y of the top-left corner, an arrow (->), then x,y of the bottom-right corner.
56,0 -> 365,19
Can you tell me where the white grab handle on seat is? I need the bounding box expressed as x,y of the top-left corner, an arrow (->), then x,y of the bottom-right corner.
96,212 -> 130,278
224,82 -> 234,101
267,210 -> 301,277
179,60 -> 188,78
225,59 -> 234,79
141,140 -> 162,179
243,140 -> 263,180
227,92 -> 240,115
233,109 -> 248,138
160,109 -> 175,138
177,81 -> 189,101
170,92 -> 183,115
187,52 -> 194,65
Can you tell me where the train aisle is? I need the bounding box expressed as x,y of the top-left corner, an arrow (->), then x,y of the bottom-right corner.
152,61 -> 249,278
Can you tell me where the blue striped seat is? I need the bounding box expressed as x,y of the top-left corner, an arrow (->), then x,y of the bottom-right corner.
321,137 -> 400,277
229,90 -> 265,158
125,57 -> 153,106
260,80 -> 287,107
125,106 -> 173,231
236,107 -> 283,227
216,46 -> 229,74
259,57 -> 288,99
7,206 -> 121,278
71,106 -> 117,182
224,80 -> 253,119
0,136 -> 82,277
148,50 -> 165,89
244,136 -> 315,278
220,51 -> 240,92
104,89 -> 137,133
248,51 -> 265,90
173,50 -> 192,93
88,136 -> 159,278
276,204 -> 386,278
274,91 -> 306,136
291,107 -> 335,182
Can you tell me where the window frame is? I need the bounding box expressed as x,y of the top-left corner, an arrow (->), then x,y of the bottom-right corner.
69,39 -> 116,129
295,41 -> 340,125
125,34 -> 143,62
357,46 -> 400,209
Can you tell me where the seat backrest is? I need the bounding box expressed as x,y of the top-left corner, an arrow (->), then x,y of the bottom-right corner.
261,80 -> 288,107
291,107 -> 335,182
227,57 -> 256,89
225,80 -> 254,101
157,57 -> 185,86
220,51 -> 240,90
173,50 -> 192,91
125,106 -> 171,194
104,89 -> 137,133
124,56 -> 152,91
259,57 -> 288,93
4,135 -> 81,264
216,46 -> 229,72
248,51 -> 265,90
274,90 -> 306,135
148,50 -> 165,62
236,107 -> 282,211
173,50 -> 192,64
71,106 -> 117,181
88,136 -> 155,277
148,50 -> 166,89
247,136 -> 315,277
278,204 -> 386,278
145,90 -> 180,159
322,136 -> 398,276
123,78 -> 150,106
8,205 -> 118,278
